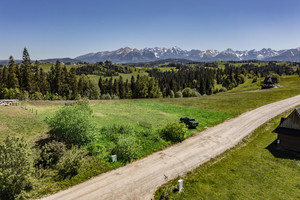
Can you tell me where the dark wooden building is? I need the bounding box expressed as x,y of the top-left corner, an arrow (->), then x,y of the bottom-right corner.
262,77 -> 277,89
273,107 -> 300,152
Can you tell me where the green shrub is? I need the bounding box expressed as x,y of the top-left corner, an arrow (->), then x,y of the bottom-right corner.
85,140 -> 111,160
100,93 -> 112,100
175,91 -> 183,98
47,105 -> 96,145
182,87 -> 193,97
160,122 -> 188,143
219,87 -> 227,92
169,90 -> 175,98
0,137 -> 33,200
57,146 -> 86,179
30,92 -> 43,100
252,76 -> 258,83
113,135 -> 141,162
76,97 -> 89,105
36,140 -> 66,168
100,125 -> 134,142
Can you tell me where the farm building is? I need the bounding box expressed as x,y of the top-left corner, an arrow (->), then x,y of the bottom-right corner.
273,107 -> 300,152
262,77 -> 277,89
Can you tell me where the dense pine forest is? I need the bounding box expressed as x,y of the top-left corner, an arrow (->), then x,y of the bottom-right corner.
0,48 -> 299,100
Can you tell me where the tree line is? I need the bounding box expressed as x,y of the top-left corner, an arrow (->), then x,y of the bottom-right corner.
0,48 -> 99,100
1,49 -> 299,100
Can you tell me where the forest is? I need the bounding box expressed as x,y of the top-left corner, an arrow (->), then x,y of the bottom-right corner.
0,48 -> 299,100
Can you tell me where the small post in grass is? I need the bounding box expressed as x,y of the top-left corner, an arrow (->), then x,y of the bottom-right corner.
177,179 -> 183,192
164,174 -> 168,198
111,155 -> 117,162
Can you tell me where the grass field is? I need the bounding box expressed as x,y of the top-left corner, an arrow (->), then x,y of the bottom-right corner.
0,106 -> 49,143
1,74 -> 299,199
154,75 -> 300,116
155,108 -> 300,200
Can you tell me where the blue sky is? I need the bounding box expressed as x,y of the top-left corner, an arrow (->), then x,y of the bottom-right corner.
1,0 -> 300,59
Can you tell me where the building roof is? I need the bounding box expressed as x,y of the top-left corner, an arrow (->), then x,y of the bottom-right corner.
273,107 -> 300,136
263,77 -> 277,84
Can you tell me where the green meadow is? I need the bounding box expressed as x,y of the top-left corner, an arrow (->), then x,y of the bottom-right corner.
0,74 -> 299,199
155,109 -> 300,200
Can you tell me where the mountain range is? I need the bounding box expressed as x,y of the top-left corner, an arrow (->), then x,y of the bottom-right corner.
1,47 -> 300,65
75,47 -> 300,63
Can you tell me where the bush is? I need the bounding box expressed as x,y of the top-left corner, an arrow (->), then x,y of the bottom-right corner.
182,87 -> 193,97
219,87 -> 227,92
237,74 -> 246,84
76,97 -> 89,105
85,140 -> 111,160
160,122 -> 188,143
36,140 -> 66,168
57,146 -> 85,179
169,90 -> 175,98
100,93 -> 112,100
113,135 -> 141,162
0,137 -> 33,200
175,91 -> 183,98
47,105 -> 96,145
100,125 -> 134,143
192,89 -> 201,97
112,94 -> 120,100
30,91 -> 43,100
252,76 -> 258,83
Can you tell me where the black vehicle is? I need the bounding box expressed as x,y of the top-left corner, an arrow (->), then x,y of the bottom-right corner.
180,117 -> 199,129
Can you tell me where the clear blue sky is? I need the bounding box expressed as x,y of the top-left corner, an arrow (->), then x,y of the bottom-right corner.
1,0 -> 300,60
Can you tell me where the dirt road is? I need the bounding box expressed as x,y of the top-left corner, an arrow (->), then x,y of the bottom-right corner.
42,94 -> 300,200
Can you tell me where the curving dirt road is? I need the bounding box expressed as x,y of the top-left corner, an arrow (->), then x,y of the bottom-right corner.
42,94 -> 300,200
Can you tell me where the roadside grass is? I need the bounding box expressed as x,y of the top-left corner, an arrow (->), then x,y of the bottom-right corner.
155,108 -> 300,200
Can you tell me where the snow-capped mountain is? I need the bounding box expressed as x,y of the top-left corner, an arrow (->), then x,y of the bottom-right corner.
75,47 -> 299,63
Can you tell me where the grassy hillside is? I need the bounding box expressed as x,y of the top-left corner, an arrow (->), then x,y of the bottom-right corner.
154,75 -> 300,116
26,101 -> 230,134
155,109 -> 300,200
0,106 -> 49,143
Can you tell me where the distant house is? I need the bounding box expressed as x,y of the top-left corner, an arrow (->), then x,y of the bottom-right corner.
262,77 -> 277,89
273,107 -> 300,152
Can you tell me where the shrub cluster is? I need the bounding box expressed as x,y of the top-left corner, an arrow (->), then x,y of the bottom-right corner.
160,122 -> 188,143
47,105 -> 96,145
0,137 -> 33,200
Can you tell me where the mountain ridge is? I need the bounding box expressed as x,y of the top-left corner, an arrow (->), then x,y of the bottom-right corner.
75,47 -> 300,63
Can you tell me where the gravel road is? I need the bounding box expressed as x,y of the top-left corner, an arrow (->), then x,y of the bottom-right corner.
42,94 -> 300,200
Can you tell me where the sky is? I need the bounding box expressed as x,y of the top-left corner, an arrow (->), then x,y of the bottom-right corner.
1,0 -> 300,60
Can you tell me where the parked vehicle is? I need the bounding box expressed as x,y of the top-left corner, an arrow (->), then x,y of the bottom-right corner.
180,117 -> 199,129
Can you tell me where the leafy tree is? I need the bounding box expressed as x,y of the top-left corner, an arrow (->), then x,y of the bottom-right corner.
0,137 -> 32,200
48,105 -> 96,145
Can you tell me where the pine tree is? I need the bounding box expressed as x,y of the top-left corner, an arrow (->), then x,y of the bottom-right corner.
69,68 -> 78,99
118,76 -> 125,99
20,48 -> 33,93
2,66 -> 9,88
7,56 -> 19,89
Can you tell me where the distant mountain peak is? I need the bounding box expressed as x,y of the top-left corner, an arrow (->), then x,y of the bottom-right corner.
75,46 -> 300,63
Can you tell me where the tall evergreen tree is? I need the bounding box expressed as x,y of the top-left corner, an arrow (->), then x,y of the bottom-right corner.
7,56 -> 19,89
20,48 -> 33,92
